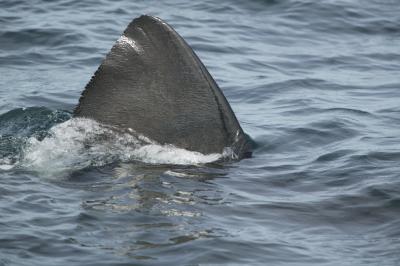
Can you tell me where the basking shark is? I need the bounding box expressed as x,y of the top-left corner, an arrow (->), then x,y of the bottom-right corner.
74,15 -> 252,159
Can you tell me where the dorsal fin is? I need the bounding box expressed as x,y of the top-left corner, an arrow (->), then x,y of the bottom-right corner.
74,15 -> 251,157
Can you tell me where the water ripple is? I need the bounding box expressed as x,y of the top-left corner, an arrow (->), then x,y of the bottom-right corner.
1,0 -> 400,265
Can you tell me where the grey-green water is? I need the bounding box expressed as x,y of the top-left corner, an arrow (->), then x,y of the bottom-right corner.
1,0 -> 400,265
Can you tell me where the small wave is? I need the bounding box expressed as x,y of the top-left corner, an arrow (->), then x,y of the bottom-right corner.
0,107 -> 71,137
0,158 -> 14,170
16,118 -> 225,177
0,28 -> 85,49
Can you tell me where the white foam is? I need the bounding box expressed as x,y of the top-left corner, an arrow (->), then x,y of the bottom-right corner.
0,158 -> 14,170
0,165 -> 13,170
20,118 -> 223,177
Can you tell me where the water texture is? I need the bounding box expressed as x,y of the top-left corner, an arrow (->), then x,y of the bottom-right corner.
1,0 -> 400,265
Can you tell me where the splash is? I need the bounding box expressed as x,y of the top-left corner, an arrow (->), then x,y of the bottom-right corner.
18,118 -> 224,177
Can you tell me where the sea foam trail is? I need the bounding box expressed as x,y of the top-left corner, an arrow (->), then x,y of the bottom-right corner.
19,118 -> 225,177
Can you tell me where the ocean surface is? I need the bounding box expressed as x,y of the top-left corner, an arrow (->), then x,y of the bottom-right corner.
1,0 -> 399,265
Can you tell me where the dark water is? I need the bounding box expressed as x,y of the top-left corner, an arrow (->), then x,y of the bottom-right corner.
1,0 -> 400,265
